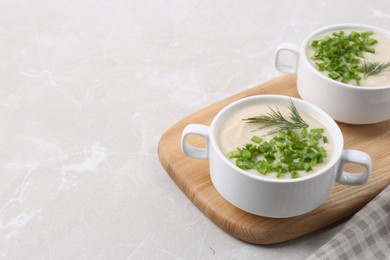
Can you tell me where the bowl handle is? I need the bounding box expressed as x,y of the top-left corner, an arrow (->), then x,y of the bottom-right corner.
336,150 -> 372,186
274,42 -> 300,74
181,124 -> 210,160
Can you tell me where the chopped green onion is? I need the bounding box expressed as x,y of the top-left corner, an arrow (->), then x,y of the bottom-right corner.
310,128 -> 324,133
241,149 -> 252,159
254,160 -> 269,174
251,135 -> 263,143
301,128 -> 308,138
226,128 -> 329,179
310,30 -> 379,85
291,171 -> 299,179
227,149 -> 241,158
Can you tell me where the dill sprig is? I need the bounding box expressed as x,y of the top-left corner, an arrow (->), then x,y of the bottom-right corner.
362,60 -> 390,79
243,99 -> 309,135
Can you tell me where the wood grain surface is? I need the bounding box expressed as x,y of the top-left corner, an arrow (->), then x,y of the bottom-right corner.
157,75 -> 390,244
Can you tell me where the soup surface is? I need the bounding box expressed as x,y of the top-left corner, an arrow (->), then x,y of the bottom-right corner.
218,101 -> 333,179
307,30 -> 390,86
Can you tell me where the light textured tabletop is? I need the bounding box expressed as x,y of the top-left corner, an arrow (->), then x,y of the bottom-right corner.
1,1 -> 389,259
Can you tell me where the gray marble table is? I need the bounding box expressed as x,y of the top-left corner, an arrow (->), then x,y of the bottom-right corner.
1,0 -> 388,259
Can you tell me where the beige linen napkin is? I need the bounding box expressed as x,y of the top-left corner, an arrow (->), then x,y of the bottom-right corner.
307,185 -> 390,260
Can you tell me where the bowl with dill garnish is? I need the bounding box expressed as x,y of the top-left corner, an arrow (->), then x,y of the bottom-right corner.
181,95 -> 371,218
275,24 -> 390,124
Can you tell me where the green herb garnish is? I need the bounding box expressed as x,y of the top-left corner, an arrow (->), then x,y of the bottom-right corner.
227,129 -> 328,179
229,100 -> 329,178
362,61 -> 390,80
243,99 -> 309,135
311,31 -> 378,85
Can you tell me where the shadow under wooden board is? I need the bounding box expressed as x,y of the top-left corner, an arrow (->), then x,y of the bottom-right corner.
158,75 -> 390,245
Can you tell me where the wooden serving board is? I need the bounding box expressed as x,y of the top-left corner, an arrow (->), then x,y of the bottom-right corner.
158,75 -> 390,244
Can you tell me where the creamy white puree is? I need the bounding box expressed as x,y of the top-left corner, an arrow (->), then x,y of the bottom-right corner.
218,101 -> 333,179
307,30 -> 390,86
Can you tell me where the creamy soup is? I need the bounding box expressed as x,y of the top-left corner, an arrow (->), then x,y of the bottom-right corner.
218,101 -> 333,179
307,30 -> 390,86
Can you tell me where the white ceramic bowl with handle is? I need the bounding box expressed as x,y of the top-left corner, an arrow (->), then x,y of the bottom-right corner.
181,95 -> 371,218
274,24 -> 390,124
